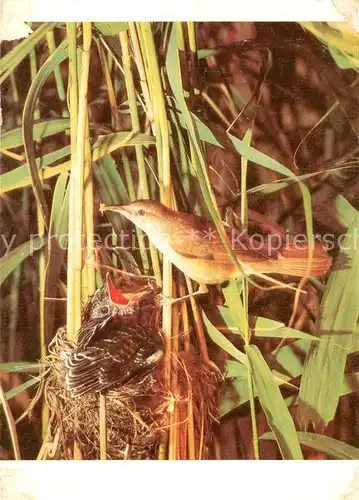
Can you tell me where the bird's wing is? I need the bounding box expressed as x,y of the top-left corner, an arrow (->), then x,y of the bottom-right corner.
64,346 -> 114,396
168,213 -> 278,262
64,329 -> 162,397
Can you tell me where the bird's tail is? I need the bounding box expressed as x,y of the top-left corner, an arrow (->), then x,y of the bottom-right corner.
248,243 -> 332,277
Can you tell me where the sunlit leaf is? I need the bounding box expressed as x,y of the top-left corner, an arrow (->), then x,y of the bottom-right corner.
2,377 -> 41,403
0,22 -> 57,84
94,155 -> 130,238
224,360 -> 248,378
0,362 -> 42,373
261,432 -> 359,460
0,146 -> 71,195
94,22 -> 128,36
301,22 -> 359,71
246,344 -> 303,459
22,37 -> 71,227
202,311 -> 247,365
197,48 -> 218,59
221,344 -> 358,417
255,317 -> 319,341
298,213 -> 359,428
335,195 -> 356,228
222,280 -> 246,338
1,119 -> 70,149
92,132 -> 155,160
1,133 -> 155,196
0,237 -> 46,284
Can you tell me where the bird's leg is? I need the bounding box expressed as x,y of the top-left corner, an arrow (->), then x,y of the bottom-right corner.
158,283 -> 209,306
111,268 -> 156,284
94,259 -> 156,286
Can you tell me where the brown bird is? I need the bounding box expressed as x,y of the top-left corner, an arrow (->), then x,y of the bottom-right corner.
100,200 -> 332,292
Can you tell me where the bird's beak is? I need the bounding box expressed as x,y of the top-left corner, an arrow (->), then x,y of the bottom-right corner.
100,203 -> 130,216
106,272 -> 130,306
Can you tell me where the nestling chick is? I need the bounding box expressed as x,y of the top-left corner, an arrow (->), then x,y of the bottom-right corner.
62,273 -> 163,397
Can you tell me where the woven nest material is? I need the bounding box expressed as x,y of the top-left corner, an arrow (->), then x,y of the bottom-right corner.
45,328 -> 167,459
175,350 -> 220,459
44,335 -> 220,459
42,275 -> 220,460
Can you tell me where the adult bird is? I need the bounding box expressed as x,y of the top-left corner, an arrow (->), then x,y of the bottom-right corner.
100,200 -> 332,297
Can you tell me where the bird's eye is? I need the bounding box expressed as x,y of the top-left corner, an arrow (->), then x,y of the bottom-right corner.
138,209 -> 145,216
100,306 -> 110,315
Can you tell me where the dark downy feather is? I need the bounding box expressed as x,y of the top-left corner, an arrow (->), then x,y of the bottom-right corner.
63,283 -> 163,397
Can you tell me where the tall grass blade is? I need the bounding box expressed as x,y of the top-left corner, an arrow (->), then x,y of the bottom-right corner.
261,431 -> 359,459
246,344 -> 303,459
0,22 -> 57,84
2,119 -> 70,149
0,237 -> 45,284
2,378 -> 41,403
22,38 -> 71,229
203,312 -> 248,365
0,146 -> 71,195
298,212 -> 359,428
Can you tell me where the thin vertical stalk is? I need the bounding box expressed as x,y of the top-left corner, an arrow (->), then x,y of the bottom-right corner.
37,203 -> 48,438
168,305 -> 180,460
175,22 -> 185,51
138,22 -> 171,213
46,29 -> 68,117
66,22 -> 78,145
241,128 -> 259,459
83,110 -> 96,298
96,39 -> 123,275
175,23 -> 189,99
28,40 -> 49,435
37,207 -> 46,361
8,268 -> 21,360
9,73 -> 21,125
66,22 -> 92,340
187,22 -> 196,52
247,371 -> 260,459
97,40 -> 119,131
27,36 -> 48,437
185,277 -> 209,363
8,188 -> 28,359
0,382 -> 21,460
120,29 -> 161,281
121,150 -> 151,274
65,22 -> 79,338
178,278 -> 196,459
187,398 -> 196,460
187,22 -> 200,95
70,26 -> 100,458
129,23 -> 154,129
138,22 -> 172,460
99,394 -> 107,460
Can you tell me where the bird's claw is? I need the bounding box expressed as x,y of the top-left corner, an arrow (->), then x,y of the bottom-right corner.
156,288 -> 208,307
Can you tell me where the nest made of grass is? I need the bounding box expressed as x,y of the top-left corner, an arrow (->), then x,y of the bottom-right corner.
41,278 -> 221,460
42,322 -> 167,459
43,335 -> 220,460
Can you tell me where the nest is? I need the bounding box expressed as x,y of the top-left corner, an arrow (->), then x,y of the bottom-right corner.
176,350 -> 220,459
45,327 -> 167,459
42,274 -> 220,460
